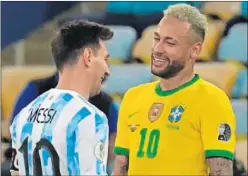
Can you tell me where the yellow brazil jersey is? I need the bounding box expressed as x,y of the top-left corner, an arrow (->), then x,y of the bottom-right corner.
114,74 -> 236,175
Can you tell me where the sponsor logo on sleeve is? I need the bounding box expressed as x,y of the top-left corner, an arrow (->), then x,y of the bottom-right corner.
218,123 -> 231,142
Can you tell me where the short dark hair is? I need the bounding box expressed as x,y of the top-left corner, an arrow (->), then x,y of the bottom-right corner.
51,20 -> 113,71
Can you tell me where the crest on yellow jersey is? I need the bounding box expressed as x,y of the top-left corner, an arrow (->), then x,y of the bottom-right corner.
168,105 -> 185,123
148,103 -> 164,122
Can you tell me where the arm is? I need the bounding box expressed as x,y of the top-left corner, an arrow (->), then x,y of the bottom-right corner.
201,91 -> 236,176
91,93 -> 118,175
112,155 -> 129,176
207,157 -> 233,176
75,115 -> 108,175
112,92 -> 131,175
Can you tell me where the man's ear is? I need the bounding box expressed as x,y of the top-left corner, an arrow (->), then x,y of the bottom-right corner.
190,42 -> 202,61
82,48 -> 93,67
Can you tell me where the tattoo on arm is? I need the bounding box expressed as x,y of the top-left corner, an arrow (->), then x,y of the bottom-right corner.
207,157 -> 233,176
112,155 -> 129,175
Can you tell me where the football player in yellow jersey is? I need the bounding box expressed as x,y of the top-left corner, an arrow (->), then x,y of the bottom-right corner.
112,3 -> 236,176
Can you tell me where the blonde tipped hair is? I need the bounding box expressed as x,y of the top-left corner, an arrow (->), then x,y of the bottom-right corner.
163,4 -> 208,42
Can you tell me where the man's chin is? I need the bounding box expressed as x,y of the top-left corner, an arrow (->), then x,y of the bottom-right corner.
151,67 -> 165,76
151,69 -> 162,78
151,68 -> 173,79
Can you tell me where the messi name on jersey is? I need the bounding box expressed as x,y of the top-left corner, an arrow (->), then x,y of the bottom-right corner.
27,107 -> 57,124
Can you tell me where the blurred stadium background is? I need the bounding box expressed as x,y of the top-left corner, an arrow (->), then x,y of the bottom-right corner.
1,1 -> 247,174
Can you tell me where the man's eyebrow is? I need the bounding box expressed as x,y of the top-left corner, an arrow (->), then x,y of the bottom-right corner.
154,32 -> 160,37
154,31 -> 178,43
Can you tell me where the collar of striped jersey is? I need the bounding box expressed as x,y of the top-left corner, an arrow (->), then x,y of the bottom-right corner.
155,74 -> 200,96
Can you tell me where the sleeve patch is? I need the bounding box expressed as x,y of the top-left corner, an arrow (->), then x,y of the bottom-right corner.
218,123 -> 231,142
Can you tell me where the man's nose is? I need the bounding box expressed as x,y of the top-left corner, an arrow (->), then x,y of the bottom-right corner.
105,67 -> 111,76
154,41 -> 163,53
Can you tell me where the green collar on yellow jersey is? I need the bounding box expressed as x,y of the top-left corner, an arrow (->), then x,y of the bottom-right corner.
155,74 -> 200,96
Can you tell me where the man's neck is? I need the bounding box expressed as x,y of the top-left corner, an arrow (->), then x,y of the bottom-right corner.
159,71 -> 195,91
56,71 -> 91,101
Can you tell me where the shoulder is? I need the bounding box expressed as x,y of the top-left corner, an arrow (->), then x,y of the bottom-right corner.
64,93 -> 107,136
192,79 -> 235,124
73,93 -> 106,118
197,78 -> 231,105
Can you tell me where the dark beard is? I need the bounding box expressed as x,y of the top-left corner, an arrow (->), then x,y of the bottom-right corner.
151,54 -> 185,79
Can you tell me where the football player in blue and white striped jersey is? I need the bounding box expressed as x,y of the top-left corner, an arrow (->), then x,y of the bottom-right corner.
10,20 -> 113,176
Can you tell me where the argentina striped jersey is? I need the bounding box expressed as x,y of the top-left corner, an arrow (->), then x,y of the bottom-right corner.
10,88 -> 109,175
